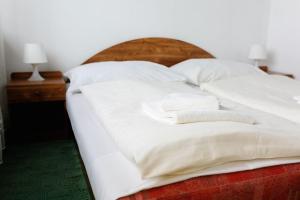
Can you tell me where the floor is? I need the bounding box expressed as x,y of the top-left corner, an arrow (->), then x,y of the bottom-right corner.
0,140 -> 93,200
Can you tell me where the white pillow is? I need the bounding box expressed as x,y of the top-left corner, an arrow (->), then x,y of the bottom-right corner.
65,61 -> 186,93
171,59 -> 265,85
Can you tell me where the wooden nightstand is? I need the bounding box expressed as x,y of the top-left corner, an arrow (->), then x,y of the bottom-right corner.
6,71 -> 69,144
259,66 -> 295,79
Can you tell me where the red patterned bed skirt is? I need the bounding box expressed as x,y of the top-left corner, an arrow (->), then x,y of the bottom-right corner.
119,163 -> 300,200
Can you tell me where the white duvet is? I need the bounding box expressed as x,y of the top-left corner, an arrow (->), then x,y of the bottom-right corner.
201,75 -> 300,124
81,80 -> 300,178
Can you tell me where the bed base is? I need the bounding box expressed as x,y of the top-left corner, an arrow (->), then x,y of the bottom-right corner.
120,163 -> 300,200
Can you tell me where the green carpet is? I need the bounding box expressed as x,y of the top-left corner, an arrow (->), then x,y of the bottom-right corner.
0,140 -> 93,200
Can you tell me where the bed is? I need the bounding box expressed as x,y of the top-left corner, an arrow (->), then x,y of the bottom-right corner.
66,38 -> 300,200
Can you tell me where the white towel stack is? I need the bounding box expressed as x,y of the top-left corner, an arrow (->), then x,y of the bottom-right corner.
142,93 -> 256,125
293,96 -> 300,104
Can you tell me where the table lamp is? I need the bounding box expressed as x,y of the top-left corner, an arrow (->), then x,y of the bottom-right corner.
248,44 -> 267,68
23,43 -> 48,81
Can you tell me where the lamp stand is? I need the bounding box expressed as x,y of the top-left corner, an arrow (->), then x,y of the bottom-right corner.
28,64 -> 44,81
254,60 -> 260,68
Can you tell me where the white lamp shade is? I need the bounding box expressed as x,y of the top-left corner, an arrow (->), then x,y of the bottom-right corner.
23,43 -> 48,64
248,44 -> 267,60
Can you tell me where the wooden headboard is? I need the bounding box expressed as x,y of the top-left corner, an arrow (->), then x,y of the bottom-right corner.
83,38 -> 214,67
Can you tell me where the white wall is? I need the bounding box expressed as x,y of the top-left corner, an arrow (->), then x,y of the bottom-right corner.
0,27 -> 6,105
0,2 -> 7,111
267,0 -> 300,79
0,1 -> 7,149
1,0 -> 270,74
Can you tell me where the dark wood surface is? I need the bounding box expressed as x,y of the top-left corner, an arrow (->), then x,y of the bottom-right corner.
83,38 -> 214,67
259,66 -> 294,79
259,66 -> 269,72
11,71 -> 63,80
7,71 -> 66,104
268,71 -> 294,79
6,71 -> 70,144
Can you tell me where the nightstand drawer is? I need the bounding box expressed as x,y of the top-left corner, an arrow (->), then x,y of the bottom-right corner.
7,85 -> 66,103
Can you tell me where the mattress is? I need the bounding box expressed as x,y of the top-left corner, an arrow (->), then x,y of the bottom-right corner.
66,92 -> 300,200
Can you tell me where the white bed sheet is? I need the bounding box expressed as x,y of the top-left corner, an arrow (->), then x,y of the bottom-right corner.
67,91 -> 300,200
201,75 -> 300,123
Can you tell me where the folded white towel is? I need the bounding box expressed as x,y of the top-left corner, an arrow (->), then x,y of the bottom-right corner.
161,93 -> 219,111
142,102 -> 256,125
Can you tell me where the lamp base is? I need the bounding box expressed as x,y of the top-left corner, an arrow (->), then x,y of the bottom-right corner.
253,60 -> 260,68
29,64 -> 44,81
